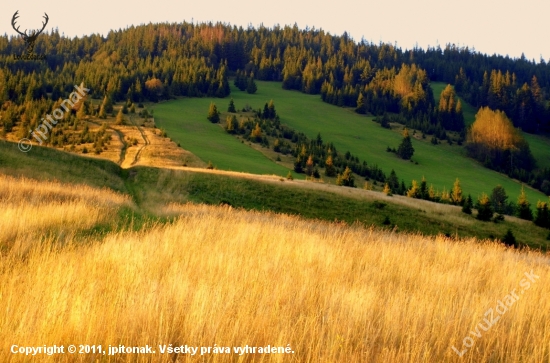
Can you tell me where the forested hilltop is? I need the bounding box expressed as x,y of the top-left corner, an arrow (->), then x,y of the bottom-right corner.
1,22 -> 549,127
0,22 -> 549,189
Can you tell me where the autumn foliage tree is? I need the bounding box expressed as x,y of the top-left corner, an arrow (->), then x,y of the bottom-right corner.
251,123 -> 262,141
305,155 -> 314,176
383,183 -> 392,196
468,107 -> 520,150
76,102 -> 87,120
355,93 -> 366,114
336,166 -> 355,187
98,104 -> 107,119
450,178 -> 463,205
115,108 -> 124,125
407,180 -> 422,199
225,115 -> 237,133
436,84 -> 464,131
325,155 -> 336,177
102,95 -> 114,114
406,180 -> 421,198
516,187 -> 533,221
145,78 -> 163,101
207,102 -> 220,123
466,107 -> 535,179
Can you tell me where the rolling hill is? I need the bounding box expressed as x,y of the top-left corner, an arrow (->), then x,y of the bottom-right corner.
154,81 -> 548,204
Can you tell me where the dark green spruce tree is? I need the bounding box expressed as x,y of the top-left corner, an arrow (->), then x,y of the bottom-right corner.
534,201 -> 549,229
476,193 -> 494,221
397,128 -> 415,160
228,98 -> 236,113
501,229 -> 518,248
246,76 -> 257,94
462,194 -> 473,215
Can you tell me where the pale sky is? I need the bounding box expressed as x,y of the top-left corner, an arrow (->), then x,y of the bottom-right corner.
1,0 -> 548,62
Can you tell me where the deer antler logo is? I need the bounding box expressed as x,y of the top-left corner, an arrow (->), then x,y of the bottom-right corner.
11,10 -> 49,59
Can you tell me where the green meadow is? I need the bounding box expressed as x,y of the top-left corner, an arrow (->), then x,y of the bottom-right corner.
523,133 -> 550,170
153,97 -> 297,177
153,81 -> 548,203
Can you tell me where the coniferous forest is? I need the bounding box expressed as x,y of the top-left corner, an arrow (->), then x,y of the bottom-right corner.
1,21 -> 549,193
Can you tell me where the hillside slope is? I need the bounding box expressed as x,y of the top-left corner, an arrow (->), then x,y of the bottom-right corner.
154,81 -> 548,203
0,175 -> 549,362
1,139 -> 549,248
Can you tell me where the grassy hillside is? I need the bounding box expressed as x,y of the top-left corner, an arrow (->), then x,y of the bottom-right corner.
153,81 -> 547,204
0,174 -> 132,252
1,175 -> 549,362
524,133 -> 550,169
0,139 -> 126,191
138,167 -> 550,249
1,140 -> 548,249
153,98 -> 299,177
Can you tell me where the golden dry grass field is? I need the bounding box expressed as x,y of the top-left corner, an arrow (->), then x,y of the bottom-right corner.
0,175 -> 549,362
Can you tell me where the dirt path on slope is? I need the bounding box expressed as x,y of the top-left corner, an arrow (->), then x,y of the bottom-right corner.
128,115 -> 150,166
